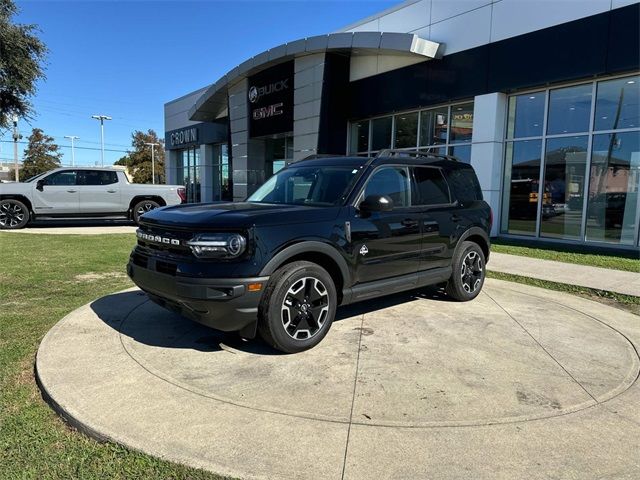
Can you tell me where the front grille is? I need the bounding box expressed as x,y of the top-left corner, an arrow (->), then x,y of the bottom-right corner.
136,225 -> 193,256
132,252 -> 148,269
156,260 -> 178,276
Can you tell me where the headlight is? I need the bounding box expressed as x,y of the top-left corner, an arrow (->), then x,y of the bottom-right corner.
186,233 -> 247,259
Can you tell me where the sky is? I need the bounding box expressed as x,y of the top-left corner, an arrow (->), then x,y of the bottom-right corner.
0,0 -> 396,167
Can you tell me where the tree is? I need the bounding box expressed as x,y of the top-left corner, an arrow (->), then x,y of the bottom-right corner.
16,128 -> 62,180
0,0 -> 47,129
115,130 -> 165,184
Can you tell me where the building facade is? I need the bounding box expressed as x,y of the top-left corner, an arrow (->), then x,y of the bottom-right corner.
164,0 -> 640,249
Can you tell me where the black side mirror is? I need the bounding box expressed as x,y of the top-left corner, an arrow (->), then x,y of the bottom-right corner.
36,179 -> 45,191
360,194 -> 394,214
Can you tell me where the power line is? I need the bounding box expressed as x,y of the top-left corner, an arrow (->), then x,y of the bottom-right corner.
0,140 -> 129,154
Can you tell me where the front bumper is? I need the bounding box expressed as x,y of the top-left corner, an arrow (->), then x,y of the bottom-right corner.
127,261 -> 268,334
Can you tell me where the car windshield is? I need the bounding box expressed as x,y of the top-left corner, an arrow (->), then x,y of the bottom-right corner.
247,165 -> 361,206
24,172 -> 48,183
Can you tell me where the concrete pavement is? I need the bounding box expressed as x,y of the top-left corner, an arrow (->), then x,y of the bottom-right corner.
488,251 -> 640,297
36,279 -> 640,479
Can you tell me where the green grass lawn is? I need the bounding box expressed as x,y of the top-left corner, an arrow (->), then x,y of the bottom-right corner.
0,232 -> 227,480
492,240 -> 640,273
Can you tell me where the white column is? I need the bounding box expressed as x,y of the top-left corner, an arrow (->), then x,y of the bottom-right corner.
166,150 -> 180,185
470,92 -> 507,237
199,144 -> 215,203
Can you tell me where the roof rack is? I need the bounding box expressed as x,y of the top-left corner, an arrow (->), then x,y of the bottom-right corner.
375,149 -> 458,162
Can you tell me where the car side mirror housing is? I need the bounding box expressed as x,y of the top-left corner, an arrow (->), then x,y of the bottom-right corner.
360,194 -> 394,213
36,179 -> 45,191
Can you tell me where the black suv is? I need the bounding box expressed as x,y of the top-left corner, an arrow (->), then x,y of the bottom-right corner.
127,151 -> 491,353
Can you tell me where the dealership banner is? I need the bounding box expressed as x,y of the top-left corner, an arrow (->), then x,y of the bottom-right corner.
248,61 -> 294,138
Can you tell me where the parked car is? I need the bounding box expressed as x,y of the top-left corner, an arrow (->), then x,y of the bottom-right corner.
127,151 -> 492,353
0,167 -> 186,229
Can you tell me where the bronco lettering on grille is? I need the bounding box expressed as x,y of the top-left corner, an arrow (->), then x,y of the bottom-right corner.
136,230 -> 181,246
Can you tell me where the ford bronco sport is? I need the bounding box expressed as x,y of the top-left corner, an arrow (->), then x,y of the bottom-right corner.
127,151 -> 492,353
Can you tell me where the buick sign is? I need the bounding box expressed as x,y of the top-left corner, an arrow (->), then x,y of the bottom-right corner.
248,79 -> 289,104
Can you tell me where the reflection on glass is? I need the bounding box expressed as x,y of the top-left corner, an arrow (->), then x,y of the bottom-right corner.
540,136 -> 588,239
449,145 -> 471,163
350,120 -> 369,153
371,116 -> 392,151
394,112 -> 418,148
586,132 -> 640,245
419,146 -> 447,156
450,103 -> 474,143
501,140 -> 543,236
419,108 -> 448,147
507,92 -> 545,138
594,76 -> 640,131
547,84 -> 592,135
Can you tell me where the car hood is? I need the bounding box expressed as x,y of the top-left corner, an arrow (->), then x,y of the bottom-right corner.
0,182 -> 30,194
140,202 -> 340,229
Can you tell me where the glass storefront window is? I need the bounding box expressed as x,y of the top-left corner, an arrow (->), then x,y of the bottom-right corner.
503,74 -> 640,246
540,136 -> 588,240
586,132 -> 639,245
547,84 -> 592,135
394,112 -> 418,148
501,140 -> 543,236
419,108 -> 448,147
507,92 -> 545,139
594,76 -> 640,131
371,116 -> 392,151
350,120 -> 369,153
449,145 -> 471,163
450,103 -> 474,143
177,147 -> 201,203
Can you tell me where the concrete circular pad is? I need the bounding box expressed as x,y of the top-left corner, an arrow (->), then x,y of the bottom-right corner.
37,279 -> 640,479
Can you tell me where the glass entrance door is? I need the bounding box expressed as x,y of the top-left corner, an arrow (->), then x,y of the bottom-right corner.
177,147 -> 201,203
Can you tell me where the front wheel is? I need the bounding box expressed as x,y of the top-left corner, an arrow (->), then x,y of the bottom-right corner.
445,241 -> 486,301
0,199 -> 30,230
258,261 -> 337,353
132,200 -> 160,225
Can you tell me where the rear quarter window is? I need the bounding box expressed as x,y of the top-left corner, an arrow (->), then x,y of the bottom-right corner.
447,166 -> 483,203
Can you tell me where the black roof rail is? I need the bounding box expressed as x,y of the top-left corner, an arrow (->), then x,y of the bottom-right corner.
375,149 -> 459,162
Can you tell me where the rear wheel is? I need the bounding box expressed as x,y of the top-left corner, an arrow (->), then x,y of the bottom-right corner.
0,199 -> 30,230
445,241 -> 486,301
132,199 -> 160,225
258,261 -> 337,353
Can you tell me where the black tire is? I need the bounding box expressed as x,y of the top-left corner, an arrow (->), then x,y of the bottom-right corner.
132,199 -> 160,225
445,241 -> 486,301
0,199 -> 30,230
258,261 -> 337,353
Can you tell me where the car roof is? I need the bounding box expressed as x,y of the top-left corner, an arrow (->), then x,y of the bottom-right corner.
287,156 -> 369,168
289,151 -> 466,171
52,166 -> 124,172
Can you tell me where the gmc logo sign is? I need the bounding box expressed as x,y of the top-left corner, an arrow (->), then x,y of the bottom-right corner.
252,102 -> 284,120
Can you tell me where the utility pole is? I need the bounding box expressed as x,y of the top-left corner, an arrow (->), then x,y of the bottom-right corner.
12,116 -> 20,182
91,115 -> 112,167
144,142 -> 160,184
64,135 -> 80,167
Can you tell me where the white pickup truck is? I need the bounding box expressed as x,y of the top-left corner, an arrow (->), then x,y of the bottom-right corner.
0,167 -> 186,229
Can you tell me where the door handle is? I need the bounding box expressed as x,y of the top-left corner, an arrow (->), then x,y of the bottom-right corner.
401,218 -> 418,227
451,214 -> 462,222
67,189 -> 77,193
107,190 -> 117,193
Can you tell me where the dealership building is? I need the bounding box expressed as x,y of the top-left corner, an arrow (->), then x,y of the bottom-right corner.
164,0 -> 639,249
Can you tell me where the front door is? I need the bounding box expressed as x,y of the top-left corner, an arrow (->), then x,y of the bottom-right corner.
351,166 -> 422,284
32,170 -> 80,215
77,170 -> 122,214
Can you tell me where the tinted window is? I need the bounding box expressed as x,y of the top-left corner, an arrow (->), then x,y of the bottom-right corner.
413,167 -> 450,205
45,171 -> 77,186
394,112 -> 418,148
448,166 -> 483,204
594,75 -> 639,131
364,167 -> 410,207
450,103 -> 474,143
507,92 -> 545,138
371,116 -> 392,151
547,84 -> 592,135
79,170 -> 118,186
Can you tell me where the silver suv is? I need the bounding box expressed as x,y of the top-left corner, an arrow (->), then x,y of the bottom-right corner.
0,167 -> 185,229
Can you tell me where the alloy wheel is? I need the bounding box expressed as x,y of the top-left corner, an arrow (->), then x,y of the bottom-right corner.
0,202 -> 26,228
460,250 -> 483,294
281,277 -> 330,340
137,202 -> 157,216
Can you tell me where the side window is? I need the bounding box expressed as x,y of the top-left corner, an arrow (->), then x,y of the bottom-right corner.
363,167 -> 410,207
45,171 -> 77,186
447,166 -> 483,203
79,170 -> 118,186
413,167 -> 451,205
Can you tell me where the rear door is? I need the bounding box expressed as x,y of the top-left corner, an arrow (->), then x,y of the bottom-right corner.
411,166 -> 455,271
351,166 -> 422,284
77,170 -> 122,214
32,170 -> 80,215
